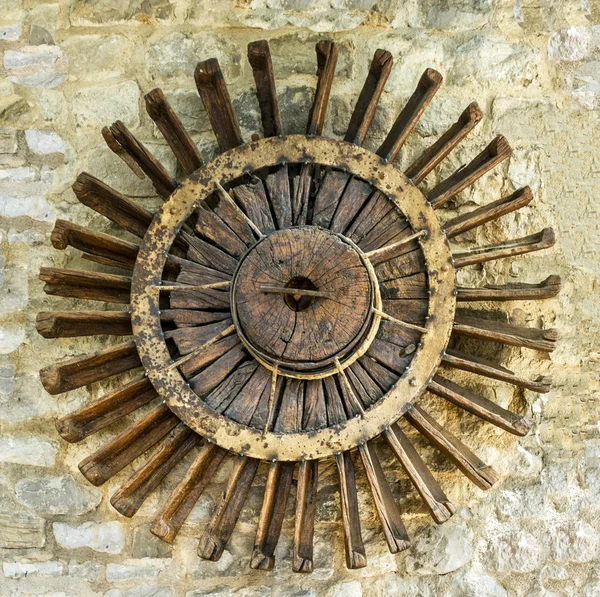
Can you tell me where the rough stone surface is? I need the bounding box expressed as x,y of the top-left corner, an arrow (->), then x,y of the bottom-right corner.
0,4 -> 599,597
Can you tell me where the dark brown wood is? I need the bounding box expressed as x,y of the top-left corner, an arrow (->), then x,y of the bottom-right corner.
382,299 -> 428,325
375,250 -> 426,282
160,309 -> 230,328
344,190 -> 389,241
195,58 -> 243,152
233,179 -> 275,234
348,361 -> 383,405
72,173 -> 153,239
145,88 -> 203,175
345,49 -> 393,146
188,343 -> 248,397
78,404 -> 179,486
51,219 -> 138,271
36,311 -> 132,338
457,275 -> 561,302
168,319 -> 234,355
444,187 -> 533,238
40,267 -> 131,304
223,365 -> 271,425
111,425 -> 200,517
294,459 -> 319,573
358,355 -> 397,392
308,40 -> 338,136
198,455 -> 260,561
429,374 -> 532,435
357,207 -> 409,254
169,287 -> 230,311
453,228 -> 555,268
381,272 -> 428,300
377,69 -> 443,162
312,170 -> 350,229
181,231 -> 239,275
329,177 -> 373,235
441,350 -> 551,393
405,102 -> 483,184
429,136 -> 512,209
170,255 -> 231,287
195,204 -> 248,257
265,166 -> 292,229
453,314 -> 558,352
204,361 -> 258,413
152,442 -> 227,542
385,424 -> 455,523
55,376 -> 156,442
179,335 -> 241,379
40,340 -> 141,395
203,190 -> 256,247
103,120 -> 178,199
248,40 -> 282,138
404,404 -> 499,490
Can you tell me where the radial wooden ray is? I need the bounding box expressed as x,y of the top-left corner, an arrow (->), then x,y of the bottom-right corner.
36,37 -> 559,574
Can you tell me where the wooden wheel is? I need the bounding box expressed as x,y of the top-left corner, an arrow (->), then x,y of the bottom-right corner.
37,39 -> 559,572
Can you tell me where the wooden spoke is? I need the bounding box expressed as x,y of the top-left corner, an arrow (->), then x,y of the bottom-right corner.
179,335 -> 241,378
404,404 -> 499,490
215,182 -> 264,239
385,425 -> 455,523
195,204 -> 249,257
40,341 -> 141,395
204,361 -> 258,414
364,229 -> 427,261
329,177 -> 373,234
156,281 -> 230,292
308,40 -> 338,136
441,349 -> 551,394
103,120 -> 177,199
444,187 -> 533,238
428,136 -> 512,209
312,170 -> 351,229
55,376 -> 156,443
160,309 -> 229,328
152,442 -> 227,543
204,190 -> 256,247
232,178 -> 276,235
111,425 -> 200,517
198,455 -> 260,561
405,102 -> 483,184
72,173 -> 153,239
345,49 -> 393,146
171,255 -> 231,286
182,230 -> 239,274
79,404 -> 179,486
223,366 -> 271,425
51,219 -> 138,271
195,58 -> 243,152
453,228 -> 555,268
457,275 -> 561,302
248,40 -> 282,137
169,287 -> 230,311
429,375 -> 532,436
188,343 -> 248,397
374,308 -> 428,334
36,311 -> 132,338
145,88 -> 203,175
381,272 -> 428,300
294,459 -> 319,573
40,267 -> 131,304
377,69 -> 443,163
167,319 -> 234,355
265,165 -> 292,229
323,377 -> 367,568
453,315 -> 557,352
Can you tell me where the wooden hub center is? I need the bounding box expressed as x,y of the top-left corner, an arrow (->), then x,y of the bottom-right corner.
231,227 -> 375,373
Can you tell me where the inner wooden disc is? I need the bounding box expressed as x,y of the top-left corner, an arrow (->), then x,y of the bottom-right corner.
232,227 -> 373,368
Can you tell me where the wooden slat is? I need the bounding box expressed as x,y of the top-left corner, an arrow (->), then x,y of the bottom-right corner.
248,40 -> 282,137
51,219 -> 138,271
329,177 -> 373,234
151,442 -> 227,543
188,343 -> 247,397
40,340 -> 141,395
55,376 -> 156,442
345,49 -> 393,145
377,69 -> 443,163
405,102 -> 483,184
343,190 -> 390,242
358,355 -> 397,392
302,378 -> 328,431
195,58 -> 243,152
357,208 -> 409,254
182,231 -> 238,274
457,275 -> 561,302
385,425 -> 455,523
265,165 -> 292,229
441,350 -> 551,393
78,404 -> 179,486
404,404 -> 499,490
36,311 -> 132,338
73,173 -> 153,239
179,335 -> 241,379
169,287 -> 230,311
312,170 -> 350,230
39,267 -> 131,304
103,120 -> 177,199
375,250 -> 426,282
111,425 -> 200,517
195,204 -> 248,257
204,361 -> 258,413
444,187 -> 533,238
453,228 -> 555,268
453,315 -> 557,352
160,309 -> 230,328
168,319 -> 234,355
170,255 -> 231,286
307,40 -> 338,136
145,88 -> 203,175
223,366 -> 271,425
203,191 -> 256,247
428,136 -> 512,209
233,179 -> 275,234
429,374 -> 532,435
366,338 -> 414,376
198,455 -> 260,561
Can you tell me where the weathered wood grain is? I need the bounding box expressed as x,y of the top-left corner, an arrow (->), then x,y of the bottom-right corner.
36,311 -> 132,338
233,178 -> 276,234
179,335 -> 241,379
55,376 -> 156,442
194,204 -> 248,257
145,88 -> 203,175
248,40 -> 282,137
188,343 -> 248,397
168,319 -> 234,355
457,276 -> 561,302
265,165 -> 292,229
40,340 -> 141,395
78,404 -> 179,486
181,230 -> 238,274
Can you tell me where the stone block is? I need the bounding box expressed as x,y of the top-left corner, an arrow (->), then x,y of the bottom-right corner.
106,560 -> 167,582
70,0 -> 174,25
4,45 -> 67,89
548,27 -> 594,62
0,128 -> 18,154
3,560 -> 64,579
0,510 -> 45,548
0,433 -> 57,466
25,130 -> 65,155
72,81 -> 140,129
53,521 -> 125,554
483,529 -> 542,572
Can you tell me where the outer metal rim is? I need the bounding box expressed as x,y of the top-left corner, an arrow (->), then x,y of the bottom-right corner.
131,135 -> 456,462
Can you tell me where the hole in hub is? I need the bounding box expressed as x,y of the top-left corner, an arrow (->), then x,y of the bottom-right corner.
284,277 -> 317,312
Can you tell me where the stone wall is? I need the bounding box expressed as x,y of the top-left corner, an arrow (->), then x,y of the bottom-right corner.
0,1 -> 599,596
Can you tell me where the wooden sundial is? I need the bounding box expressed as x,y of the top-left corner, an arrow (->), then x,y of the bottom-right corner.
36,40 -> 559,571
